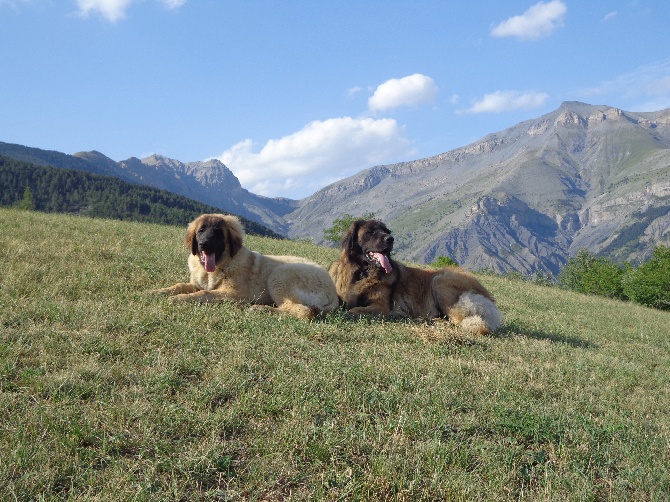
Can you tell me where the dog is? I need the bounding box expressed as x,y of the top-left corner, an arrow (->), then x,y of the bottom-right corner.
152,213 -> 339,319
328,219 -> 502,334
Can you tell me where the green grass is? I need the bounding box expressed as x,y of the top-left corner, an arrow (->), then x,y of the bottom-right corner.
1,207 -> 670,500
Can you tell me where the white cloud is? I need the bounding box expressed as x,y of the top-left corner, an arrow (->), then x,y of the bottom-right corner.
490,0 -> 567,41
462,90 -> 549,114
603,11 -> 617,21
162,0 -> 186,8
76,0 -> 133,21
0,0 -> 29,10
213,117 -> 415,198
580,59 -> 670,111
76,0 -> 186,21
368,74 -> 438,112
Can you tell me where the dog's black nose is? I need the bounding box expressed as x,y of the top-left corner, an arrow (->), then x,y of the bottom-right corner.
385,235 -> 394,243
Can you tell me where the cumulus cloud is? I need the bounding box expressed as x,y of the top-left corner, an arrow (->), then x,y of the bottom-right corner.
462,90 -> 549,114
212,74 -> 436,198
490,0 -> 566,41
76,0 -> 185,21
368,74 -> 438,112
213,117 -> 415,198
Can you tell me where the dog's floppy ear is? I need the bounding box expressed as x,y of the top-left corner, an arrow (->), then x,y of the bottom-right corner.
185,217 -> 200,255
221,215 -> 244,257
341,219 -> 364,253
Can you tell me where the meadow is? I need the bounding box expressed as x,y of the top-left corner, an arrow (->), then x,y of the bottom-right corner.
1,207 -> 669,500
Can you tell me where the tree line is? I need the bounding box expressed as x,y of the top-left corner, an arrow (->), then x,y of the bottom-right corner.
0,156 -> 280,237
557,247 -> 670,311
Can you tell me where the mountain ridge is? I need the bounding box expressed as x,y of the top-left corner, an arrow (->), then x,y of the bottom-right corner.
2,101 -> 669,275
285,101 -> 670,274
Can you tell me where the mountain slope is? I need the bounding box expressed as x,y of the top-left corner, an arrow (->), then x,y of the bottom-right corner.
287,102 -> 670,274
0,142 -> 297,232
0,142 -> 132,181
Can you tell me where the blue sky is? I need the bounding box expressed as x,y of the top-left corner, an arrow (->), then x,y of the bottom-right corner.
2,1 -> 670,199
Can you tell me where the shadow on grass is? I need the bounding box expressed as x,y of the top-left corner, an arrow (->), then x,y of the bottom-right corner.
495,319 -> 599,349
315,311 -> 598,349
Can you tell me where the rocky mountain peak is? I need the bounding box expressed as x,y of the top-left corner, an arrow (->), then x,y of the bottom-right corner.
73,150 -> 122,171
116,153 -> 296,231
184,159 -> 242,190
140,154 -> 184,170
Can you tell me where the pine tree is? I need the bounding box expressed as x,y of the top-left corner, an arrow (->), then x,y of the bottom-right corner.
15,186 -> 35,210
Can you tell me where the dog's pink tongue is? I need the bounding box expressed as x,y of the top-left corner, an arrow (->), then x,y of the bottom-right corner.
372,252 -> 392,274
201,251 -> 216,272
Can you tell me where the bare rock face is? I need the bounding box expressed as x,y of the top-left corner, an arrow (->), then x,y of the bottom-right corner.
421,195 -> 568,276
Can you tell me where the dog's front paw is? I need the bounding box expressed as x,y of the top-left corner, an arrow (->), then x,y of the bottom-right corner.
248,304 -> 275,313
150,288 -> 172,296
168,293 -> 192,303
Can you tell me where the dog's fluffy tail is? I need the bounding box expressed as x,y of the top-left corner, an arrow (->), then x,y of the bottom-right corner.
449,292 -> 503,335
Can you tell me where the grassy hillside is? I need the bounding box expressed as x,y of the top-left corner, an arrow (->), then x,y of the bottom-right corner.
1,208 -> 669,500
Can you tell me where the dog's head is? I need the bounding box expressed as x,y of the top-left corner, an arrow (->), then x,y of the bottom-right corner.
341,219 -> 394,274
184,214 -> 244,272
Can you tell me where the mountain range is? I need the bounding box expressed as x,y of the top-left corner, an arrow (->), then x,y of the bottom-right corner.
2,101 -> 669,275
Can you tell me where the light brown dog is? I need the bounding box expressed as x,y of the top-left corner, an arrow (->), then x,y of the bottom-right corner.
329,219 -> 502,334
153,214 -> 339,319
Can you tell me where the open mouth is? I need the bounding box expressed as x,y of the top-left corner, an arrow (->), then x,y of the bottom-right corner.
366,251 -> 393,274
199,250 -> 217,273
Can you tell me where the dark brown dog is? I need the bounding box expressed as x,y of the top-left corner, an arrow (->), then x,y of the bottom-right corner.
328,219 -> 502,334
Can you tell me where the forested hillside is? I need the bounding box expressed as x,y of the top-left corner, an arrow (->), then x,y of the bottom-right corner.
0,156 -> 280,237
